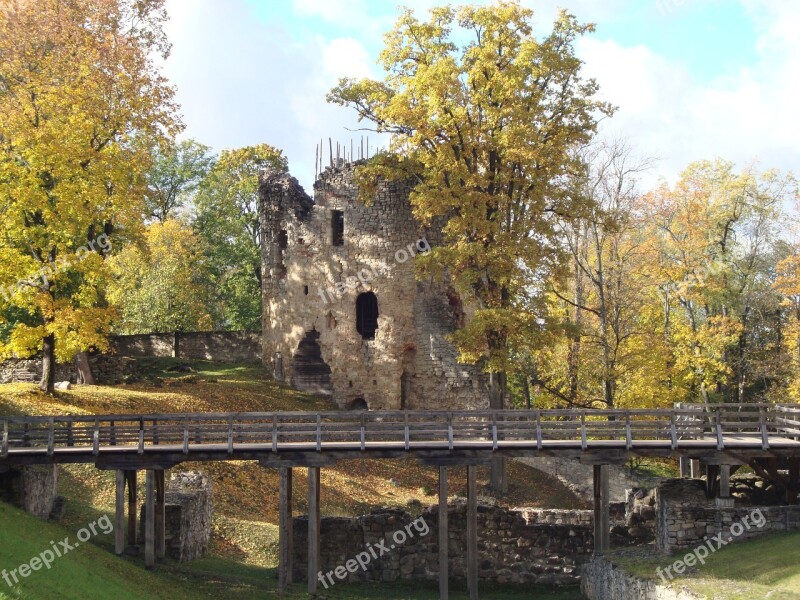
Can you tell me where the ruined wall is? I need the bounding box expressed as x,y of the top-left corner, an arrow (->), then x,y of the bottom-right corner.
0,465 -> 59,519
260,163 -> 487,410
655,478 -> 800,553
0,356 -> 139,385
292,503 -> 599,586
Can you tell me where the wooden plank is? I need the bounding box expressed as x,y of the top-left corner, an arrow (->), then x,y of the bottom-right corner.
467,465 -> 478,600
115,470 -> 125,555
593,465 -> 609,554
439,466 -> 449,600
307,466 -> 321,594
279,467 -> 293,592
145,470 -> 155,568
719,465 -> 731,498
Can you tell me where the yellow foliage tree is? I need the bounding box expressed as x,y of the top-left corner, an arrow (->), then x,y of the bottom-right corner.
0,0 -> 178,392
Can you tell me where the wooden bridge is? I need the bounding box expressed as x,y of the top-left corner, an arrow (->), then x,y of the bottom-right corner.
2,403 -> 800,599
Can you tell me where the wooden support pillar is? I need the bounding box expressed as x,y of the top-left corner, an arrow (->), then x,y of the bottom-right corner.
279,467 -> 293,593
705,464 -> 720,498
126,470 -> 137,546
679,457 -> 690,478
144,470 -> 155,568
690,459 -> 701,479
788,458 -> 799,505
155,469 -> 166,559
439,466 -> 448,600
719,465 -> 731,498
307,467 -> 321,595
467,465 -> 478,600
593,464 -> 610,554
115,470 -> 125,555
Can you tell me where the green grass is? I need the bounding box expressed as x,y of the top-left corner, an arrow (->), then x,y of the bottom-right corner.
0,501 -> 580,599
615,530 -> 800,600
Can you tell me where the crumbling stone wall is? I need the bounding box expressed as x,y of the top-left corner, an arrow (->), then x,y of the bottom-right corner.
164,471 -> 213,562
259,162 -> 487,410
655,478 -> 800,553
112,331 -> 261,363
290,502 -> 650,586
0,355 -> 139,385
0,465 -> 58,519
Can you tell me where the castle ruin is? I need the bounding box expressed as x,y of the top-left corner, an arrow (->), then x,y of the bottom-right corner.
258,162 -> 487,410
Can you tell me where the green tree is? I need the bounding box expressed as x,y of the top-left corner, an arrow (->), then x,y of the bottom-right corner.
107,219 -> 213,334
145,139 -> 215,222
329,2 -> 612,491
194,144 -> 287,330
0,0 -> 178,392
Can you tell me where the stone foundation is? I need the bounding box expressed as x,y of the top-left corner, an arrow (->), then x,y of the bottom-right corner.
165,471 -> 213,562
581,555 -> 701,600
0,355 -> 140,385
655,478 -> 800,553
291,501 -> 649,586
0,465 -> 59,519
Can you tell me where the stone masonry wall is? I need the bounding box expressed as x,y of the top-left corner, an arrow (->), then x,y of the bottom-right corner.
112,331 -> 261,363
260,163 -> 487,410
581,555 -> 701,600
0,465 -> 58,519
290,502 -> 646,586
0,355 -> 139,385
655,478 -> 800,553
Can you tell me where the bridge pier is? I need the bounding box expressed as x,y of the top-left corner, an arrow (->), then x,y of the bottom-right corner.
592,464 -> 609,554
278,466 -> 293,593
143,469 -> 166,569
439,466 -> 448,600
307,466 -> 321,595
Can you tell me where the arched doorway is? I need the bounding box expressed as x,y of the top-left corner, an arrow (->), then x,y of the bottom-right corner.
292,330 -> 333,395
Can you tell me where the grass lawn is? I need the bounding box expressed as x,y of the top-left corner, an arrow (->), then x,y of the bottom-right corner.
0,502 -> 581,600
614,531 -> 800,600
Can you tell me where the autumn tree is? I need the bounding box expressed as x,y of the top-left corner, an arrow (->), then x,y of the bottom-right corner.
145,139 -> 215,222
329,2 -> 613,491
193,144 -> 287,330
107,219 -> 213,333
0,0 -> 178,392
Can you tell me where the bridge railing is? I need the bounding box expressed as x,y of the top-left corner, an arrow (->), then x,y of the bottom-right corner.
2,404 -> 798,457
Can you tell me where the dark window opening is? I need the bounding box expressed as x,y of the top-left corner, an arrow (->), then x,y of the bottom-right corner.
303,285 -> 309,295
347,397 -> 369,411
356,292 -> 379,340
275,229 -> 288,280
331,210 -> 344,246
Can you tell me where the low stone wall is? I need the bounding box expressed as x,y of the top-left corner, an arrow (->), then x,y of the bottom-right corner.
291,502 -> 640,586
581,555 -> 701,600
655,478 -> 800,553
0,355 -> 139,385
112,331 -> 261,363
0,465 -> 59,519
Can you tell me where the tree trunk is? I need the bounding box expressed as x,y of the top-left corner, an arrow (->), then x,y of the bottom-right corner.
489,371 -> 507,495
40,333 -> 56,394
75,351 -> 96,385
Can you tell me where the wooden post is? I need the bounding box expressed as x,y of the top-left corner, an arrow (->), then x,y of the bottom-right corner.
691,459 -> 701,479
307,467 -> 321,594
115,470 -> 125,555
145,470 -> 155,568
788,458 -> 799,505
126,470 -> 137,546
439,466 -> 448,600
719,465 -> 731,498
679,457 -> 690,478
593,465 -> 610,554
279,467 -> 293,593
155,470 -> 166,559
467,465 -> 478,600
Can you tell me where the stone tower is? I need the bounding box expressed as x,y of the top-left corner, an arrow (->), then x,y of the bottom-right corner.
259,162 -> 487,411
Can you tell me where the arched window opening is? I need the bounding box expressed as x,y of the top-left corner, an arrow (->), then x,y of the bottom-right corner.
356,292 -> 379,340
347,397 -> 369,411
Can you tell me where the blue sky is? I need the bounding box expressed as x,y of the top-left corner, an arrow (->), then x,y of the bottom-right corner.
162,0 -> 799,191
